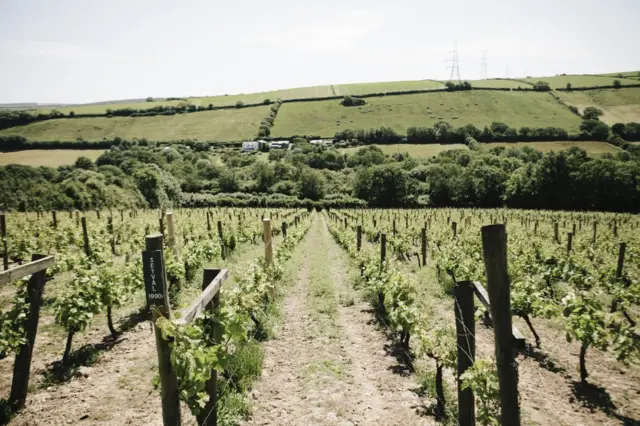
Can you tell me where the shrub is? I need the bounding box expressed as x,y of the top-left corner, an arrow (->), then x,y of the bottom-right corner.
533,81 -> 551,91
341,96 -> 366,107
263,99 -> 271,105
146,97 -> 154,102
613,79 -> 621,89
236,101 -> 245,108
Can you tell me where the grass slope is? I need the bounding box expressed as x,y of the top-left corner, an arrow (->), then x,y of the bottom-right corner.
272,91 -> 582,137
0,149 -> 105,167
0,106 -> 270,142
555,87 -> 640,124
523,75 -> 639,88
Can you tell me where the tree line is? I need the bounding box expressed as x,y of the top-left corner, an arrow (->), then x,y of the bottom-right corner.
1,135 -> 638,212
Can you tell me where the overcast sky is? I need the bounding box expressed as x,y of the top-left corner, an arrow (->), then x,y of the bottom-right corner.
1,0 -> 639,104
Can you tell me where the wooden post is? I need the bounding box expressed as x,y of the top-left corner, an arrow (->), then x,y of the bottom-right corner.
380,233 -> 387,264
481,224 -> 520,426
81,217 -> 91,256
356,225 -> 362,251
567,233 -> 573,253
206,212 -> 212,234
534,220 -> 538,235
51,210 -> 57,228
421,228 -> 427,267
143,234 -> 180,426
107,217 -> 116,255
8,254 -> 49,411
613,221 -> 618,237
452,221 -> 457,239
120,209 -> 124,221
616,242 -> 626,279
159,216 -> 164,238
75,210 -> 80,226
96,210 -> 101,220
344,218 -> 347,229
454,281 -> 475,426
196,268 -> 221,426
263,219 -> 273,264
282,222 -> 287,238
592,222 -> 597,244
392,218 -> 396,236
0,213 -> 8,270
554,222 -> 559,244
217,220 -> 225,259
572,223 -> 576,235
165,212 -> 179,257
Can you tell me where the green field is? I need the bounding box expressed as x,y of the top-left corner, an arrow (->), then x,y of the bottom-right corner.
598,71 -> 640,78
522,75 -> 639,88
0,149 -> 105,167
333,80 -> 443,95
340,143 -> 469,158
484,141 -> 622,155
556,87 -> 640,124
0,106 -> 269,142
271,91 -> 582,137
465,79 -> 532,88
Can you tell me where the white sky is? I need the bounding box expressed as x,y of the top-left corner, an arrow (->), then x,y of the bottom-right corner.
1,0 -> 639,104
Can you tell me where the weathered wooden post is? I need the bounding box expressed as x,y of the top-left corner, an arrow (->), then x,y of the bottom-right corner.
0,213 -> 8,270
196,268 -> 221,426
282,222 -> 287,238
206,211 -> 212,234
344,217 -> 348,228
81,217 -> 91,256
452,221 -> 457,239
8,254 -> 49,411
613,221 -> 618,237
142,233 -> 180,426
454,281 -> 475,426
108,217 -> 116,255
592,222 -> 597,244
392,219 -> 396,236
616,242 -> 626,279
572,223 -> 576,235
51,210 -> 57,228
96,210 -> 101,220
379,233 -> 387,310
421,228 -> 427,267
263,219 -> 273,264
159,216 -> 165,238
217,220 -> 225,259
166,212 -> 180,257
481,224 -> 521,426
567,233 -> 573,253
534,220 -> 538,235
356,225 -> 362,251
554,222 -> 559,244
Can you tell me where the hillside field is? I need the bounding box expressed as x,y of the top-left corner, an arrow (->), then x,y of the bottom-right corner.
0,149 -> 105,167
556,87 -> 640,124
522,74 -> 639,88
0,106 -> 269,142
271,91 -> 582,138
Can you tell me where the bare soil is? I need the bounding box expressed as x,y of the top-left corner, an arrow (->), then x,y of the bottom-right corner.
245,217 -> 432,426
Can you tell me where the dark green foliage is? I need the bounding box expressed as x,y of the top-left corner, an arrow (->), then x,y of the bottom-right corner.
533,81 -> 551,91
341,96 -> 366,107
582,107 -> 604,120
444,81 -> 472,91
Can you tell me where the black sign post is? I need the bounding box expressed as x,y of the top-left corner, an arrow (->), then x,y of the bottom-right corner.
142,250 -> 167,307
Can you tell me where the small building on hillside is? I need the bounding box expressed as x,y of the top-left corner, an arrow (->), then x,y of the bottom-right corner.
269,141 -> 290,150
242,140 -> 266,152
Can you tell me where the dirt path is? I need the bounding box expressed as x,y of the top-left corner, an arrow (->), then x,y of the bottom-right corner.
246,215 -> 432,426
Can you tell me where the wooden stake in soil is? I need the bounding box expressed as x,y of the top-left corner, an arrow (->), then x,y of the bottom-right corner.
454,280 -> 475,426
263,219 -> 273,264
380,232 -> 387,264
593,222 -> 597,244
142,234 -> 180,426
616,242 -> 626,279
196,268 -> 222,426
8,254 -> 49,411
51,210 -> 57,228
217,220 -> 225,259
356,225 -> 362,251
481,224 -> 521,426
421,228 -> 427,267
0,213 -> 8,270
81,217 -> 91,256
282,222 -> 288,238
567,232 -> 573,254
